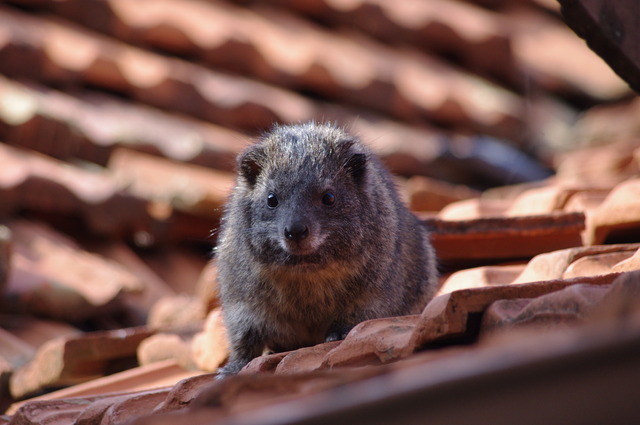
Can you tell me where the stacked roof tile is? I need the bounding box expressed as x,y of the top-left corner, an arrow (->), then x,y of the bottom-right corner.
1,0 -> 639,424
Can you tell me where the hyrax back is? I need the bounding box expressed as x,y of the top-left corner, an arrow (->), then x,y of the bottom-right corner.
216,122 -> 438,376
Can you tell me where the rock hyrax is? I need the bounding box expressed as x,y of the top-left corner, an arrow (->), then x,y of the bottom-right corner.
215,122 -> 438,376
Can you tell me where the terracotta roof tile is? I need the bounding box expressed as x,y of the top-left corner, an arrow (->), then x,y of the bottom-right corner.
88,241 -> 177,324
4,221 -> 144,321
108,148 -> 234,221
0,6 -> 316,130
8,396 -> 107,425
147,295 -> 206,330
2,1 -> 533,141
425,212 -> 585,263
0,0 -> 639,422
406,176 -> 480,213
586,179 -> 640,244
0,76 -> 246,170
4,271 -> 640,423
320,315 -> 420,368
137,333 -> 197,370
514,244 -> 640,284
0,5 -> 456,159
406,273 -> 621,353
0,329 -> 34,374
79,389 -> 169,425
508,6 -> 629,101
0,316 -> 78,354
240,0 -> 519,85
195,368 -> 383,414
7,359 -> 200,415
563,250 -> 637,279
133,274 -> 640,423
240,351 -> 290,375
191,308 -> 229,373
505,185 -> 607,217
481,283 -> 612,333
611,248 -> 640,273
437,197 -> 510,220
438,264 -> 526,294
554,140 -> 640,186
274,341 -> 341,374
10,326 -> 153,399
0,144 -> 153,238
569,98 -> 640,147
152,372 -> 216,414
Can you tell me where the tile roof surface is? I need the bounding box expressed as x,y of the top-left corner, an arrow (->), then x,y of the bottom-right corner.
0,0 -> 639,424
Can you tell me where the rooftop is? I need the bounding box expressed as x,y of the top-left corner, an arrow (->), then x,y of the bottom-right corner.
1,0 -> 639,424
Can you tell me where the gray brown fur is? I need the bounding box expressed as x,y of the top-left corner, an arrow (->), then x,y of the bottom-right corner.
215,122 -> 438,376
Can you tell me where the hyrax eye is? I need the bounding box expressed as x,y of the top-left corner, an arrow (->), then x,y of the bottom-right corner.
321,191 -> 336,206
267,192 -> 279,208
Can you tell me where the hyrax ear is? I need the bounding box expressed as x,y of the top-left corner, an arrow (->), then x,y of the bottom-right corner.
345,153 -> 367,183
238,146 -> 265,187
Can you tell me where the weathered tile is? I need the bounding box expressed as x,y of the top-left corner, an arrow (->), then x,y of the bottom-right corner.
514,244 -> 640,284
481,283 -> 611,333
509,7 -> 629,101
194,261 -> 219,314
7,396 -> 104,425
505,185 -> 597,217
0,6 -> 315,130
153,372 -> 216,414
251,0 -> 519,85
437,198 -> 510,220
191,309 -> 229,373
406,176 -> 480,213
10,326 -> 153,399
240,352 -> 289,375
108,148 -> 234,219
88,241 -> 176,325
129,409 -> 227,425
4,220 -> 144,321
0,143 -> 153,238
404,273 -> 620,355
0,341 -> 23,374
138,333 -> 198,370
194,368 -> 382,414
438,264 -> 526,295
562,190 -> 609,215
0,329 -> 34,399
0,5 -> 450,166
7,359 -> 199,415
275,341 -> 341,374
147,295 -> 206,330
555,139 -> 639,187
567,99 -> 640,152
321,316 -> 419,368
78,388 -> 169,425
586,179 -> 640,245
139,247 -> 210,295
611,248 -> 640,273
563,251 -> 636,279
425,212 -> 585,263
587,270 -> 640,322
0,76 -> 246,170
0,316 -> 78,363
3,1 -> 531,142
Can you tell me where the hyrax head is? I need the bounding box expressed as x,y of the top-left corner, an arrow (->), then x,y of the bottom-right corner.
237,123 -> 369,266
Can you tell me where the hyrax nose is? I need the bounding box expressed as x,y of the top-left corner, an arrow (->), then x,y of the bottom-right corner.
284,222 -> 309,242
